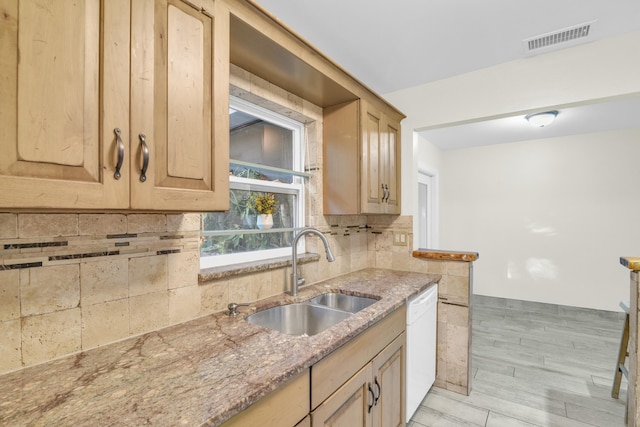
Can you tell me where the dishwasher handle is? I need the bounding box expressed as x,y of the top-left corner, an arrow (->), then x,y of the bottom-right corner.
407,284 -> 438,325
411,285 -> 437,306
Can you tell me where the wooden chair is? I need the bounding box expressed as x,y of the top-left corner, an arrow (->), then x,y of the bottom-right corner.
612,301 -> 629,401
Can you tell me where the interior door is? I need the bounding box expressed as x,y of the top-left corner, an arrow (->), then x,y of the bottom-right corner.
418,170 -> 436,249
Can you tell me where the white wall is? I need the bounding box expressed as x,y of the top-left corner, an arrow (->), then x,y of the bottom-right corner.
439,129 -> 640,311
387,31 -> 640,130
384,31 -> 640,310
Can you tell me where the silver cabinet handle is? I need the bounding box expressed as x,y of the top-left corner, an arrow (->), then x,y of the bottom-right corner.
367,383 -> 375,413
113,128 -> 124,180
381,184 -> 389,203
138,133 -> 149,183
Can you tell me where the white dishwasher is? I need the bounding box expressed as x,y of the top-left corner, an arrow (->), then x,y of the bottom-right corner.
405,283 -> 438,421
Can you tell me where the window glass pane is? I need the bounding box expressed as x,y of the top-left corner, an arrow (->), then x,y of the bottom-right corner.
201,97 -> 304,267
229,162 -> 295,184
201,188 -> 296,257
230,110 -> 294,183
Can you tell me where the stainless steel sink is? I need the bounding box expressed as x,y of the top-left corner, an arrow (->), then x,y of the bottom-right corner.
246,303 -> 352,336
307,293 -> 377,313
245,293 -> 379,336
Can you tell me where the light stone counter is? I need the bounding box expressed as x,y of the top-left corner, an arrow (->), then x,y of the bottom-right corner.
0,268 -> 439,426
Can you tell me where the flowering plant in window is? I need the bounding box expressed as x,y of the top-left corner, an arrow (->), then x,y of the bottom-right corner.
251,193 -> 279,215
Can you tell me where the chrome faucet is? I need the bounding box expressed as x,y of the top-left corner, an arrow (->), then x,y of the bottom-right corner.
290,227 -> 336,296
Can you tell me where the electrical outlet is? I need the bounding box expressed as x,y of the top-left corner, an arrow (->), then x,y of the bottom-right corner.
393,232 -> 407,246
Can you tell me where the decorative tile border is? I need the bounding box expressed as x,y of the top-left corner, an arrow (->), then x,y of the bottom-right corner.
0,231 -> 197,270
0,261 -> 43,270
327,224 -> 369,237
107,233 -> 138,239
49,251 -> 121,261
4,241 -> 68,250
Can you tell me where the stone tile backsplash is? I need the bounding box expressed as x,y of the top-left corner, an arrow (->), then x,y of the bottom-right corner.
0,212 -> 427,375
0,212 -> 202,373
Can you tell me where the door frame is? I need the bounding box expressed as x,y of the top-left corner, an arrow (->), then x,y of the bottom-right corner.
417,166 -> 439,249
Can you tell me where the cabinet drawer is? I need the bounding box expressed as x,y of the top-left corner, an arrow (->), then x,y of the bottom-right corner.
311,363 -> 371,427
220,369 -> 310,427
311,306 -> 405,409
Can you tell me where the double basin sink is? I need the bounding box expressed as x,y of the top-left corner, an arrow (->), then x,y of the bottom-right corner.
246,293 -> 378,336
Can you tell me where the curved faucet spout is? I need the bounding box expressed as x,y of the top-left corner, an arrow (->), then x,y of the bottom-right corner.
290,227 -> 335,296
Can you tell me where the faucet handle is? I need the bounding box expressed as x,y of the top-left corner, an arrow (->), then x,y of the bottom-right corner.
296,277 -> 306,287
228,302 -> 250,316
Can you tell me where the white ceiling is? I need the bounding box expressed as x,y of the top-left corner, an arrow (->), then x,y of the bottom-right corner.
254,0 -> 640,149
419,96 -> 640,150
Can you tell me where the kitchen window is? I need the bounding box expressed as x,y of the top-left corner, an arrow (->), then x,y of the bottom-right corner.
200,96 -> 307,268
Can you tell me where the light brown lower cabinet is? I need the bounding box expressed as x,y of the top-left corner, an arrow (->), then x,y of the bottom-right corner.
312,363 -> 371,426
221,306 -> 405,427
311,334 -> 405,427
219,370 -> 310,427
371,334 -> 405,427
295,415 -> 311,427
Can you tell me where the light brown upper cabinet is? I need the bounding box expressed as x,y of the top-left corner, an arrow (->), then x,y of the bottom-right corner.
0,0 -> 229,211
324,99 -> 402,215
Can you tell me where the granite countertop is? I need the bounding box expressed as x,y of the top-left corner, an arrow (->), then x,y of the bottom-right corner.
413,248 -> 479,262
0,268 -> 439,426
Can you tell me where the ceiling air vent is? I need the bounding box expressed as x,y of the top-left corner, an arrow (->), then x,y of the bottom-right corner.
522,20 -> 597,56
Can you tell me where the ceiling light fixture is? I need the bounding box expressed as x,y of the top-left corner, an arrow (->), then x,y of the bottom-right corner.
525,110 -> 558,127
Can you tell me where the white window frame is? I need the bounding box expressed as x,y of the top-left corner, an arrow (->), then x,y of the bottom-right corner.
200,96 -> 306,269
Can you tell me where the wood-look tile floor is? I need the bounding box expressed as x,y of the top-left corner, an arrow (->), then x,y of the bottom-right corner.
409,295 -> 628,427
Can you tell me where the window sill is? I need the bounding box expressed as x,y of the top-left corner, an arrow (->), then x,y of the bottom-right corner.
198,253 -> 320,284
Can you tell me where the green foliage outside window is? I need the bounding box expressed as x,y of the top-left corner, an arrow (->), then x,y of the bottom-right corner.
201,188 -> 294,256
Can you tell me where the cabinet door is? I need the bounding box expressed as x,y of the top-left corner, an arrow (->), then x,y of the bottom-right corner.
371,333 -> 405,427
130,0 -> 229,211
0,0 -> 130,209
295,415 -> 311,427
323,100 -> 359,215
381,115 -> 401,214
312,364 -> 373,427
361,102 -> 383,214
